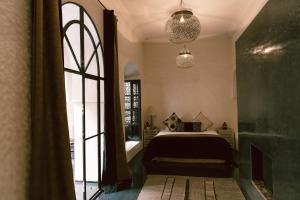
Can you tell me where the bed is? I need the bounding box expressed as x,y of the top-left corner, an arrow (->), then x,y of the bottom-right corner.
142,130 -> 234,177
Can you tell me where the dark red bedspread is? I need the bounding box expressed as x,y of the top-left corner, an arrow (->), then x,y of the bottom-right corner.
143,133 -> 233,165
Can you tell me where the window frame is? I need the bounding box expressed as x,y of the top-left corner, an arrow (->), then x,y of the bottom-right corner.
61,2 -> 104,200
124,80 -> 142,141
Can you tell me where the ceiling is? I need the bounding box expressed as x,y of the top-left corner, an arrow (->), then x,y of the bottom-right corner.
101,0 -> 268,42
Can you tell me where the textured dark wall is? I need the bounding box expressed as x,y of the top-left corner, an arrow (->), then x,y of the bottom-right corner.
236,0 -> 300,199
237,0 -> 300,136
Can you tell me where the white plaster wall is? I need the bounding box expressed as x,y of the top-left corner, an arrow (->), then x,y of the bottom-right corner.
143,35 -> 238,135
0,0 -> 31,199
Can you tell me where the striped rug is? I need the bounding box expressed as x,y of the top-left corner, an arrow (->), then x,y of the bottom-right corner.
137,175 -> 245,200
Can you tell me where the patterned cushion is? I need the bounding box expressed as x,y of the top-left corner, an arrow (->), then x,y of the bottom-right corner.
193,112 -> 213,131
176,122 -> 202,132
175,122 -> 184,132
192,122 -> 202,132
163,112 -> 182,132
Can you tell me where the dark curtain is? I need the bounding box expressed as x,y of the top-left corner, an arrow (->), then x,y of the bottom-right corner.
30,0 -> 75,199
102,9 -> 131,192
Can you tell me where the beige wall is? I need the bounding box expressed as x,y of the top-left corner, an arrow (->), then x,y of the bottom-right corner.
117,31 -> 144,157
0,0 -> 31,199
118,31 -> 144,129
143,35 -> 238,134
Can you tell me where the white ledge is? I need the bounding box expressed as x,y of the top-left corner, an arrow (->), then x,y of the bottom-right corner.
125,141 -> 142,162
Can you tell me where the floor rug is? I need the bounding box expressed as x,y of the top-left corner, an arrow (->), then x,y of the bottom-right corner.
137,175 -> 245,200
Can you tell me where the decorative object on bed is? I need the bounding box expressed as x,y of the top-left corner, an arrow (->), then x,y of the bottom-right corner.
165,0 -> 201,44
193,112 -> 213,131
176,45 -> 194,68
176,122 -> 201,132
163,112 -> 182,131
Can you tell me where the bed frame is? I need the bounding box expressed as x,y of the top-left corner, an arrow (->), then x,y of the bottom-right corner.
143,133 -> 235,178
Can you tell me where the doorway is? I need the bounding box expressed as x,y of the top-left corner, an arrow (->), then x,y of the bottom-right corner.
62,2 -> 104,200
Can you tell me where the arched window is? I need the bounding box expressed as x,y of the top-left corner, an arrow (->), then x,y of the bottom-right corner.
62,3 -> 104,200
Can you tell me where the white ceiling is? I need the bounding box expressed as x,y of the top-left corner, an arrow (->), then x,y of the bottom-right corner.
101,0 -> 268,42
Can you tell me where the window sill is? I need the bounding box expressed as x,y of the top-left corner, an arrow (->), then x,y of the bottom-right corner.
125,141 -> 142,162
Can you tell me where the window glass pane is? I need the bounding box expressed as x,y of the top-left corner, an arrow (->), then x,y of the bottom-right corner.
84,12 -> 99,45
63,38 -> 79,71
85,137 -> 99,199
132,110 -> 137,124
125,111 -> 131,126
84,30 -> 98,76
98,46 -> 104,78
86,55 -> 98,76
85,79 -> 98,138
100,134 -> 104,179
100,80 -> 104,133
74,182 -> 83,200
125,96 -> 131,110
125,82 -> 131,95
64,72 -> 83,200
62,3 -> 80,27
133,96 -> 139,108
133,83 -> 139,95
65,24 -> 81,69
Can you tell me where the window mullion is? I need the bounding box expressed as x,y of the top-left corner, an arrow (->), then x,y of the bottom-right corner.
79,7 -> 87,200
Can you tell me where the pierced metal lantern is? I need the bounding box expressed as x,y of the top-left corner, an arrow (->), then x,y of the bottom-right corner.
176,45 -> 194,68
166,8 -> 201,44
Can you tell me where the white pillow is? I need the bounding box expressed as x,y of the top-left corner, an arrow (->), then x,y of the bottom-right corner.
193,112 -> 213,131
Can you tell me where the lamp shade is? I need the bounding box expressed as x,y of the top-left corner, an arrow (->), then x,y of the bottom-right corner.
176,46 -> 194,68
166,9 -> 201,44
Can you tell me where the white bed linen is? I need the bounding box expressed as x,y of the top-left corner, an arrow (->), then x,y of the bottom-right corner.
156,130 -> 219,137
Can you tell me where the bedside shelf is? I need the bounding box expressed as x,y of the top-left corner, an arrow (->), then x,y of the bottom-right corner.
143,129 -> 160,148
216,128 -> 235,149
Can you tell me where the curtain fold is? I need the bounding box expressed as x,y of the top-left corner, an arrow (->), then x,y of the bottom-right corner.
102,9 -> 131,192
30,0 -> 75,199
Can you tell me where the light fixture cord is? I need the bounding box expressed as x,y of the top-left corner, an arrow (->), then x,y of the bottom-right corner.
180,0 -> 183,7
